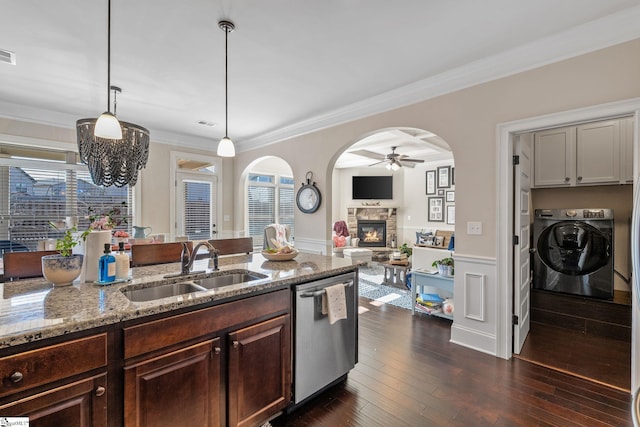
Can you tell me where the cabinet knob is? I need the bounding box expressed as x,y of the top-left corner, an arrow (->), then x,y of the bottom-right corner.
214,347 -> 221,355
95,386 -> 106,397
577,176 -> 583,181
564,177 -> 570,182
233,341 -> 239,349
9,371 -> 23,383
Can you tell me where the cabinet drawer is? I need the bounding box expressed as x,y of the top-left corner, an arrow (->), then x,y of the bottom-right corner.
0,334 -> 107,398
124,289 -> 290,359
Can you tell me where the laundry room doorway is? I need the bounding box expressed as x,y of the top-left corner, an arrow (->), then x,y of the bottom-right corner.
496,98 -> 640,394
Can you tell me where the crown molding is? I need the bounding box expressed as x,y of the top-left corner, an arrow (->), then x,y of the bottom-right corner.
237,5 -> 640,152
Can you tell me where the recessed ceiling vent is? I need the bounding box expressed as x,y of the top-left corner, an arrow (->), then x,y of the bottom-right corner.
0,49 -> 16,65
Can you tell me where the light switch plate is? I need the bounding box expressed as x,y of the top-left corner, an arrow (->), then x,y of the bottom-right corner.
467,221 -> 482,235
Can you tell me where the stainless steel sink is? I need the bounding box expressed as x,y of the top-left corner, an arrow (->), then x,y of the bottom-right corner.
194,272 -> 267,289
121,270 -> 268,302
122,282 -> 204,302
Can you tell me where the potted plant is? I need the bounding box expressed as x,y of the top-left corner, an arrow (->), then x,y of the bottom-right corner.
398,243 -> 413,259
41,225 -> 87,287
432,256 -> 454,276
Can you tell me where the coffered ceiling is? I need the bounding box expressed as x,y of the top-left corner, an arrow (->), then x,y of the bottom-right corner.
1,1 -> 639,154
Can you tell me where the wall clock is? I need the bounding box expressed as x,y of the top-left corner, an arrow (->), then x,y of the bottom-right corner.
296,171 -> 322,214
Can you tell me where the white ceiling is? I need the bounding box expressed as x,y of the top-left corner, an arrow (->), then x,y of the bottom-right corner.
1,0 -> 640,156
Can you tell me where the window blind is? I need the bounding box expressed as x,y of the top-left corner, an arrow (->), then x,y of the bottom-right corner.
183,180 -> 213,240
0,156 -> 132,251
247,173 -> 294,247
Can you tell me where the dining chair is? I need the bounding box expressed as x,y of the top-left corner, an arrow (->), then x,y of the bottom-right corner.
3,250 -> 58,280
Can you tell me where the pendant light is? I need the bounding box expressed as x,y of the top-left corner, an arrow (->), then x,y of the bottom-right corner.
217,20 -> 236,157
76,0 -> 150,187
94,0 -> 121,140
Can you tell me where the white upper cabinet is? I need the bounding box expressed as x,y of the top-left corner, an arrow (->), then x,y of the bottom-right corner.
534,126 -> 575,187
575,119 -> 619,185
620,116 -> 634,183
533,117 -> 632,188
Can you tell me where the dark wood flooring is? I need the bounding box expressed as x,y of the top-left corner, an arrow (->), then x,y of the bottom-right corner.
272,297 -> 632,427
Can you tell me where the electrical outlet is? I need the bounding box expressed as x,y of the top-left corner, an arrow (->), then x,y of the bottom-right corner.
467,221 -> 482,235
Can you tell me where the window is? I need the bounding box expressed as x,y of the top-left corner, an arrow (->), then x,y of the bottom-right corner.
247,174 -> 294,247
0,148 -> 132,251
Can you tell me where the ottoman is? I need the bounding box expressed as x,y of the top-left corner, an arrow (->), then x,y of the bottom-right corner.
343,248 -> 373,265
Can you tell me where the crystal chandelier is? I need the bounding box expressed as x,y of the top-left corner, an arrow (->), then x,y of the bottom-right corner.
76,0 -> 149,187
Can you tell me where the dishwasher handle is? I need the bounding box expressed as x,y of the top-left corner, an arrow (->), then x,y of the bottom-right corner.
299,280 -> 353,298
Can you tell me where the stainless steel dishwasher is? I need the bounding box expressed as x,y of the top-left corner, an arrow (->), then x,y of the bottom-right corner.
293,271 -> 358,406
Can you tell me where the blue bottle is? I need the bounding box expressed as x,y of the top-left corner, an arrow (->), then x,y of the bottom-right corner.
99,243 -> 116,283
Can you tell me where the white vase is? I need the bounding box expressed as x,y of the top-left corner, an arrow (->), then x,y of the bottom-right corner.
79,230 -> 112,283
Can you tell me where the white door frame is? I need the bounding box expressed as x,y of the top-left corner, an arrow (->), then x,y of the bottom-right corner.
496,97 -> 640,393
169,151 -> 223,242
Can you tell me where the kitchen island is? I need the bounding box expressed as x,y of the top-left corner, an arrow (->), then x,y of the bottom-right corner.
0,252 -> 359,427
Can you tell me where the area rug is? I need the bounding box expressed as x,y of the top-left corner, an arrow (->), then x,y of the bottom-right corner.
358,264 -> 413,311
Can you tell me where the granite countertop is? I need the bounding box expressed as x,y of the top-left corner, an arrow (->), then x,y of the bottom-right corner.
0,252 -> 358,349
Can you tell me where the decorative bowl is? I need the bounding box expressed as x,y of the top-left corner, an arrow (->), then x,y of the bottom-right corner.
42,254 -> 84,287
261,249 -> 298,261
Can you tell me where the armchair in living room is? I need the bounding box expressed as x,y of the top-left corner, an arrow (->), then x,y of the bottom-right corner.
263,224 -> 292,250
332,220 -> 360,257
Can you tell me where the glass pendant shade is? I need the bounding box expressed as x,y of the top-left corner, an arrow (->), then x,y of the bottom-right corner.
94,111 -> 122,139
217,136 -> 235,157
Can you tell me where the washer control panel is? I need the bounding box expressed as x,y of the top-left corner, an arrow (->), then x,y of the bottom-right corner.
582,209 -> 606,219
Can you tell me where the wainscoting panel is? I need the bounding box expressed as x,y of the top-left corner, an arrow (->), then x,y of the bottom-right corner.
464,272 -> 485,321
450,253 -> 498,356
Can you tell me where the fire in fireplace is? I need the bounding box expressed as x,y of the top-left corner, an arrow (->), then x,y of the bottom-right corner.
357,220 -> 387,247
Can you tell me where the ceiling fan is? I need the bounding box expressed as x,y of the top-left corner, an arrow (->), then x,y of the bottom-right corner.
352,146 -> 425,170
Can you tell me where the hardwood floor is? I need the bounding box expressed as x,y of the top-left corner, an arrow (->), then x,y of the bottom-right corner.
272,297 -> 632,427
517,322 -> 631,392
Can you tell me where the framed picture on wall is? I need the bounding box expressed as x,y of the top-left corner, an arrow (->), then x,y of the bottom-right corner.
437,166 -> 451,188
428,197 -> 444,222
438,189 -> 444,196
447,205 -> 455,225
446,190 -> 455,202
451,167 -> 455,186
426,170 -> 436,195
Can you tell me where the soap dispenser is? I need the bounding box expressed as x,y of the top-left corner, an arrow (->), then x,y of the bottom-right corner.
99,243 -> 116,283
115,241 -> 130,280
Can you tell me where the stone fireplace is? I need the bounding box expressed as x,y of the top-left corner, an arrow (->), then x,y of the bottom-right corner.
357,220 -> 387,247
347,207 -> 397,248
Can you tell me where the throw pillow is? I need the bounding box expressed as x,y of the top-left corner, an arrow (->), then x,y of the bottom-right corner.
333,235 -> 346,248
416,231 -> 433,245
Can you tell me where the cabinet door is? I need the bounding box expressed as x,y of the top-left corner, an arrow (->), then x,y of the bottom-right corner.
228,315 -> 291,427
0,374 -> 107,427
533,126 -> 575,187
576,119 -> 620,185
124,339 -> 222,427
621,116 -> 634,183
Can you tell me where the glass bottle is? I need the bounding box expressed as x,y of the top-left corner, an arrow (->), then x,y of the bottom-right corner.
115,241 -> 130,280
98,243 -> 116,283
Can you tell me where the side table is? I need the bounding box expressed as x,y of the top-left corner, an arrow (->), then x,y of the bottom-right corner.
381,261 -> 411,288
411,271 -> 454,318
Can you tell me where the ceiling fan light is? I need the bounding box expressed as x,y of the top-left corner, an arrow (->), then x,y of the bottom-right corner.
94,111 -> 122,139
217,136 -> 235,157
385,163 -> 392,170
391,162 -> 400,171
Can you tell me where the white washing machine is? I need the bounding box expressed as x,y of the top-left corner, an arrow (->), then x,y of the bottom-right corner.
533,208 -> 614,300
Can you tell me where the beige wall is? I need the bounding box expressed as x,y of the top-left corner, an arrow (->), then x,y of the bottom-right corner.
235,38 -> 640,258
532,185 -> 633,291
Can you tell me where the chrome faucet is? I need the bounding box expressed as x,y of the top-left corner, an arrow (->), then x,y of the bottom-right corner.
180,241 -> 219,274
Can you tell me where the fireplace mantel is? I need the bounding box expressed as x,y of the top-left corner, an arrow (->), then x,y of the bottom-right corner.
346,207 -> 397,248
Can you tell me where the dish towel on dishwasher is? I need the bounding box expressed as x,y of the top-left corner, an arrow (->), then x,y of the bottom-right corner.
322,283 -> 347,325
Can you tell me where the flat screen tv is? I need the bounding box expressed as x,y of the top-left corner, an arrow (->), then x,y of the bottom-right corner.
352,176 -> 393,200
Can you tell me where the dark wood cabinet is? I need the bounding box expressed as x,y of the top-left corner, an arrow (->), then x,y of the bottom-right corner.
124,338 -> 222,427
122,289 -> 291,427
228,314 -> 291,427
0,334 -> 108,427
